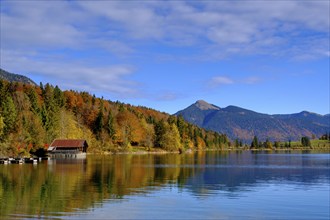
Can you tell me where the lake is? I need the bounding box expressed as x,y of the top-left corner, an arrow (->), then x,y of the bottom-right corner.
0,151 -> 329,219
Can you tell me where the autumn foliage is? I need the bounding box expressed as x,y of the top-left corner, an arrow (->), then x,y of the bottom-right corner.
0,80 -> 229,156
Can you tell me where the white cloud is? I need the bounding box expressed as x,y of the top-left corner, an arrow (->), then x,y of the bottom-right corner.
209,75 -> 262,88
0,1 -> 134,56
242,77 -> 261,84
75,1 -> 330,58
1,2 -> 83,49
0,49 -> 139,98
155,91 -> 180,101
77,1 -> 165,40
210,76 -> 234,87
1,0 -> 328,100
2,1 -> 328,59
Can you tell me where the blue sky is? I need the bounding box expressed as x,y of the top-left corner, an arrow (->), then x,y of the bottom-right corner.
1,1 -> 329,115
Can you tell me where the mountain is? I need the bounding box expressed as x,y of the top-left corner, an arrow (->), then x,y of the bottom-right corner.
0,68 -> 37,86
175,100 -> 330,142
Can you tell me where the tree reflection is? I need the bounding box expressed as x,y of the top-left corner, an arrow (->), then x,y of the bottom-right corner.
0,151 -> 328,217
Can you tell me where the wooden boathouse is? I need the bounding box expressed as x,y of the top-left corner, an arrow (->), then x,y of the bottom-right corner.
47,139 -> 88,158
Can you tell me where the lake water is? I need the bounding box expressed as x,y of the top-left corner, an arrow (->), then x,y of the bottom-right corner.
0,151 -> 329,219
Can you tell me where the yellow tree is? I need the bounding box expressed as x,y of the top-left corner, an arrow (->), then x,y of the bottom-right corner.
160,123 -> 181,152
59,110 -> 84,139
0,115 -> 4,138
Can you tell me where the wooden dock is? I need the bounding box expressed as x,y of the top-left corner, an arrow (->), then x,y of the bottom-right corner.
0,157 -> 49,164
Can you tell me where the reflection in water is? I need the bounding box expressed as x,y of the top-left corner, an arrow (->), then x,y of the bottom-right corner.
0,151 -> 329,219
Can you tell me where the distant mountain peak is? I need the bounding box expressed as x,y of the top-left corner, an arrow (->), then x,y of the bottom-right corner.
194,100 -> 220,111
298,111 -> 322,117
175,100 -> 329,142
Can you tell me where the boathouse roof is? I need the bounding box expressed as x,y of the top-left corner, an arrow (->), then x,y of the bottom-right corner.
49,139 -> 88,150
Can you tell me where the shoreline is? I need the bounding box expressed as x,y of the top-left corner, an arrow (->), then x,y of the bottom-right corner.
87,146 -> 330,155
1,145 -> 328,158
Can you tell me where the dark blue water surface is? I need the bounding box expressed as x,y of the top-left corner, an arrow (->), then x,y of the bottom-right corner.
0,151 -> 329,219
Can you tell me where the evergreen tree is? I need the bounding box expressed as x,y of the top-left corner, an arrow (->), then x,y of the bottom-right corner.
167,115 -> 176,125
239,140 -> 243,147
176,115 -> 185,137
0,80 -> 10,103
274,141 -> 280,148
154,119 -> 166,148
40,104 -> 50,128
320,133 -> 329,140
146,115 -> 155,124
301,136 -> 311,147
28,88 -> 40,115
107,111 -> 115,140
43,83 -> 55,108
204,133 -> 211,148
193,128 -> 203,147
2,96 -> 17,135
94,101 -> 104,136
53,85 -> 65,108
39,82 -> 44,92
251,136 -> 259,149
234,139 -> 239,148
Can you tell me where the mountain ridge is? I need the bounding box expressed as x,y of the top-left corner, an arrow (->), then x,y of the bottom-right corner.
0,68 -> 37,86
175,100 -> 329,142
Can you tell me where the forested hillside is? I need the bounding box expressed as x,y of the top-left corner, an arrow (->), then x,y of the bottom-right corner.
0,79 -> 229,156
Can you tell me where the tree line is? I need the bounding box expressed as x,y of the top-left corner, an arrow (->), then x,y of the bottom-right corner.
248,134 -> 329,149
0,80 -> 229,156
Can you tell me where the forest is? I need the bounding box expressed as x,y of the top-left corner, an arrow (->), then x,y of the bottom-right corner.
0,79 -> 230,156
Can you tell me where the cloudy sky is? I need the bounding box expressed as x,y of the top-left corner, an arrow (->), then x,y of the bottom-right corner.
1,1 -> 329,115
